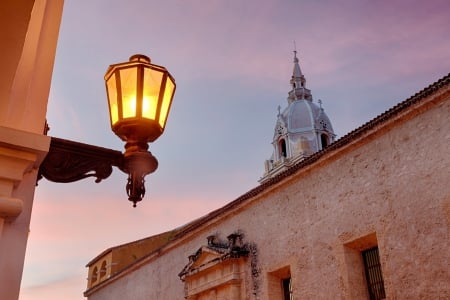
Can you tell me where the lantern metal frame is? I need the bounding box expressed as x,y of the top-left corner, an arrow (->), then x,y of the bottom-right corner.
104,54 -> 176,143
38,54 -> 176,207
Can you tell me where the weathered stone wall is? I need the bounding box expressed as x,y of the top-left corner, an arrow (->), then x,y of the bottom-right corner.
88,91 -> 450,299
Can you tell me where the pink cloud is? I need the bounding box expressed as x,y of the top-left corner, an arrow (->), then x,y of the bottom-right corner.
20,274 -> 85,300
22,182 -> 231,294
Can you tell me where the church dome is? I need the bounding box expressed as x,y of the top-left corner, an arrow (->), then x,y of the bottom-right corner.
260,50 -> 336,184
282,99 -> 334,133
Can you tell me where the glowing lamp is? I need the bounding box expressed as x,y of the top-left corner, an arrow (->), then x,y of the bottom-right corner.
39,54 -> 176,208
105,54 -> 176,143
104,54 -> 176,206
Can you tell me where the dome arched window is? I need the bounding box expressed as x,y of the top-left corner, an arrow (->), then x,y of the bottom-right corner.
320,134 -> 329,149
278,139 -> 287,158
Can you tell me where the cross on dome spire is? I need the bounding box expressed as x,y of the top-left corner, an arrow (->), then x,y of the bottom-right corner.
293,40 -> 298,61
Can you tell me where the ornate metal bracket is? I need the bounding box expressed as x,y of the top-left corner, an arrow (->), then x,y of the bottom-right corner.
38,137 -> 123,183
38,137 -> 157,207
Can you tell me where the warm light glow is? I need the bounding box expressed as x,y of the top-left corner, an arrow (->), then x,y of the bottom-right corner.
120,68 -> 138,118
122,95 -> 137,118
142,96 -> 157,120
111,103 -> 119,125
107,76 -> 119,125
120,95 -> 158,120
143,68 -> 162,120
105,54 -> 176,142
159,78 -> 175,127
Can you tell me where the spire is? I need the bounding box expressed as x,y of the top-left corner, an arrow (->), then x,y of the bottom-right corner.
289,48 -> 311,102
292,50 -> 303,78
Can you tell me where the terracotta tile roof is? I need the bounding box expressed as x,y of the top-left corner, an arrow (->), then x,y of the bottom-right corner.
86,229 -> 182,267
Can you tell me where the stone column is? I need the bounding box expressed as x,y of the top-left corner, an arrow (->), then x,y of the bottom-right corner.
0,0 -> 64,299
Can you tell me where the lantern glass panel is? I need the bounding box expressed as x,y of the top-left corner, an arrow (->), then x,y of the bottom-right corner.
119,68 -> 138,118
159,77 -> 175,128
107,73 -> 119,125
142,68 -> 163,120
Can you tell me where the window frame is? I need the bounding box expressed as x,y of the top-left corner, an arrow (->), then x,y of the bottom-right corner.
281,276 -> 294,300
362,246 -> 386,300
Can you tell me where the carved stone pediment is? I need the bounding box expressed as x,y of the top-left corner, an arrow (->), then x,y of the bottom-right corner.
179,233 -> 250,299
188,247 -> 225,271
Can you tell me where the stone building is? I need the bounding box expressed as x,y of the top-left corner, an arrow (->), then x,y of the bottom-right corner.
0,1 -> 63,299
84,54 -> 450,299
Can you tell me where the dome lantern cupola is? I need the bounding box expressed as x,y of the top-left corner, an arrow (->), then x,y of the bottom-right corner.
288,50 -> 312,103
260,51 -> 336,183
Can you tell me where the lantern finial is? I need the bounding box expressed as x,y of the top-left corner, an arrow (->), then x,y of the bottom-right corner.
129,54 -> 151,63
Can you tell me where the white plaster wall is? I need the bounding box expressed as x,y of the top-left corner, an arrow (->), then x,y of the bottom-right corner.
88,93 -> 450,299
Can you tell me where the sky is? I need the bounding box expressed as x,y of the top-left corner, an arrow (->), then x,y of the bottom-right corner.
19,0 -> 450,299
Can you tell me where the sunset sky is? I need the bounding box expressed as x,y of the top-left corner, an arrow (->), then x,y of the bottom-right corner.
19,0 -> 450,299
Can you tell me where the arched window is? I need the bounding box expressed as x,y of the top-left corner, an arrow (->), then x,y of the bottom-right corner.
91,266 -> 98,284
100,261 -> 107,278
320,134 -> 328,149
279,139 -> 287,158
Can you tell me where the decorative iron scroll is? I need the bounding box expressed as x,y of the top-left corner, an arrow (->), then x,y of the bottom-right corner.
38,137 -> 124,184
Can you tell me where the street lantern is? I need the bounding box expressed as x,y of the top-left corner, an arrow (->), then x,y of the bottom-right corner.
105,54 -> 176,143
104,54 -> 176,206
39,54 -> 176,207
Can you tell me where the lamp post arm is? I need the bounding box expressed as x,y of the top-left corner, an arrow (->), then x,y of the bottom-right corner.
38,137 -> 124,184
